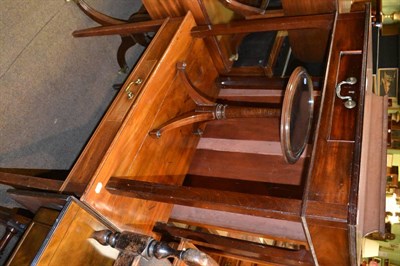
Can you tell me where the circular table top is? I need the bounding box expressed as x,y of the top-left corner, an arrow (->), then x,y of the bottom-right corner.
280,67 -> 314,164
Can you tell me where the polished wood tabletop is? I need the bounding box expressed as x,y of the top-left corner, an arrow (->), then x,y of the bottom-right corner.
79,12 -> 220,235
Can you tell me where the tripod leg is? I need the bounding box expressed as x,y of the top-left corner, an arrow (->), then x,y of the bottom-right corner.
149,111 -> 215,138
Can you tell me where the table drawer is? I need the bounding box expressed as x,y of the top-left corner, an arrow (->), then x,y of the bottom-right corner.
106,59 -> 157,122
328,51 -> 363,142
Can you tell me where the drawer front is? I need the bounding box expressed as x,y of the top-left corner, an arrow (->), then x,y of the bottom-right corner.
107,59 -> 157,122
61,18 -> 182,194
329,51 -> 363,142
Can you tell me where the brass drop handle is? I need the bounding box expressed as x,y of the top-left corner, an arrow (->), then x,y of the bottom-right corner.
336,77 -> 357,109
125,78 -> 143,100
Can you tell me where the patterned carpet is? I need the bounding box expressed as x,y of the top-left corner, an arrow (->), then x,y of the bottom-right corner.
0,0 -> 144,263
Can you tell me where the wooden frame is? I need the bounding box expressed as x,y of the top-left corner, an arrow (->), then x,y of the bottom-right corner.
377,68 -> 398,101
387,166 -> 399,188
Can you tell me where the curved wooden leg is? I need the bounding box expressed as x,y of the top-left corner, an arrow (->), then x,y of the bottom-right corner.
74,0 -> 126,26
131,32 -> 152,47
117,33 -> 152,73
128,6 -> 152,47
149,112 -> 216,138
73,1 -> 153,72
149,61 -> 281,138
177,62 -> 215,106
117,36 -> 136,74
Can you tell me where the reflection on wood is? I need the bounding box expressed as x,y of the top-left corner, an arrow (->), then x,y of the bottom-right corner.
34,199 -> 117,265
7,189 -> 69,213
6,208 -> 59,266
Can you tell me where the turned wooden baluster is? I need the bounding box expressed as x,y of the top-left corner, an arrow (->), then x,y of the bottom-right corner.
149,62 -> 280,138
91,229 -> 218,266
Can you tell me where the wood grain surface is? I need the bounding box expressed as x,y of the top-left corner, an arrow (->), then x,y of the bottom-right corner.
81,12 -> 219,235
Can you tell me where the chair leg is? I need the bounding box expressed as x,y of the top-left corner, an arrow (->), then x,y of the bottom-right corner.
117,31 -> 152,73
0,206 -> 32,254
118,5 -> 152,72
0,168 -> 68,180
264,30 -> 287,77
117,36 -> 136,74
73,1 -> 153,71
0,227 -> 18,254
72,20 -> 163,38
